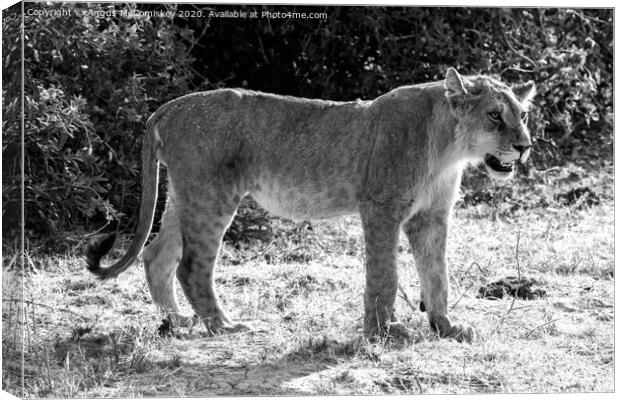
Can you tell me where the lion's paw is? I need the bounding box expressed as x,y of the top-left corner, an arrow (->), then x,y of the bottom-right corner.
227,321 -> 254,333
441,322 -> 476,343
174,313 -> 200,328
429,313 -> 476,343
386,322 -> 412,340
364,321 -> 412,342
205,319 -> 253,336
158,313 -> 200,337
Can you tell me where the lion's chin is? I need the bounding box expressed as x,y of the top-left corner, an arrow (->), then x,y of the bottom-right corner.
484,154 -> 515,180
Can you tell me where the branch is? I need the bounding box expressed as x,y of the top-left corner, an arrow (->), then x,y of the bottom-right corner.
524,318 -> 560,337
501,30 -> 537,68
398,285 -> 417,312
505,231 -> 522,316
3,297 -> 84,318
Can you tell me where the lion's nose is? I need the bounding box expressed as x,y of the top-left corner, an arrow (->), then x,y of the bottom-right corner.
513,144 -> 532,156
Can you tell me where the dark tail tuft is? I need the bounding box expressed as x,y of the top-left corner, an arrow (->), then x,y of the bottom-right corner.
85,233 -> 117,280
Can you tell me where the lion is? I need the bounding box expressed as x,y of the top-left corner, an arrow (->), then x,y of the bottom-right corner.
86,68 -> 535,342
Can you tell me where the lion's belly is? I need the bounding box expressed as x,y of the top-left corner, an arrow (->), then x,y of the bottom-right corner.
250,178 -> 358,222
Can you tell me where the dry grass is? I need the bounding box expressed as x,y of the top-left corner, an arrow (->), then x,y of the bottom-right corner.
2,164 -> 614,397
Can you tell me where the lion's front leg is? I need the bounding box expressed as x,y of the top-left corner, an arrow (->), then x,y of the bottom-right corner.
360,202 -> 410,339
403,210 -> 475,343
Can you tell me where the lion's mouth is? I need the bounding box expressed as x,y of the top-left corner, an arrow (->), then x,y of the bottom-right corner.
484,154 -> 515,174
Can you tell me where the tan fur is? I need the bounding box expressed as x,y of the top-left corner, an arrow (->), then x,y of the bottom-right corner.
88,68 -> 535,340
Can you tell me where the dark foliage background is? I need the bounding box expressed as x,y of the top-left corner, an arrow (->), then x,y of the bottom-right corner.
2,3 -> 613,247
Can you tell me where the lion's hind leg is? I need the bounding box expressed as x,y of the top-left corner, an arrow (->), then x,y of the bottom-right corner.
175,188 -> 250,335
142,197 -> 197,329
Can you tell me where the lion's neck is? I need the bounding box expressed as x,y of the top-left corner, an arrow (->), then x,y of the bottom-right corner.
427,98 -> 468,173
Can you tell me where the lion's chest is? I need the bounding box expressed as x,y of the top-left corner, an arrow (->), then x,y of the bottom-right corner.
403,167 -> 462,219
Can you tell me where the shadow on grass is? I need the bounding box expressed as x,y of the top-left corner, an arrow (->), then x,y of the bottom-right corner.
163,332 -> 417,396
42,325 -> 419,396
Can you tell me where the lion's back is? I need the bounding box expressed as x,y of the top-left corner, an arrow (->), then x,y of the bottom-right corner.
149,89 -> 375,219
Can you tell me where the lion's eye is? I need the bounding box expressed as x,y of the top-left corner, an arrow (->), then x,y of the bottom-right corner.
488,111 -> 501,122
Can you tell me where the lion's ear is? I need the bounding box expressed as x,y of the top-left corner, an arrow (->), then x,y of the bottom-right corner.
513,81 -> 536,106
445,68 -> 468,95
444,68 -> 471,113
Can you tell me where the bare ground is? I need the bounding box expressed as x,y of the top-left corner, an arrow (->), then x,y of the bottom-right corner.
2,163 -> 614,397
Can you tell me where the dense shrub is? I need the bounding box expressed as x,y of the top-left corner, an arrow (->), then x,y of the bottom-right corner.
2,4 -> 612,244
3,3 -> 195,242
2,3 -> 22,239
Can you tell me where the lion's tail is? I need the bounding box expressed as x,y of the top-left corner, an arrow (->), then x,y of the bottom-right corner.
85,118 -> 162,280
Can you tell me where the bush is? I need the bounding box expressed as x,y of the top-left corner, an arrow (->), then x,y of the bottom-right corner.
3,3 -> 195,243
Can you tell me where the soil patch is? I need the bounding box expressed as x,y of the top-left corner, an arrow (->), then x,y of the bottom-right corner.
477,276 -> 546,300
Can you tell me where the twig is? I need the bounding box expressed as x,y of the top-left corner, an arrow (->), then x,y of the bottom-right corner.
451,282 -> 474,311
490,233 -> 525,337
501,29 -> 537,68
302,22 -> 325,54
538,166 -> 562,174
464,28 -> 482,43
310,230 -> 328,252
30,299 -> 35,350
257,35 -> 268,64
449,271 -> 463,295
186,17 -> 210,54
163,366 -> 183,379
500,66 -> 537,75
451,289 -> 469,311
188,66 -> 210,85
385,33 -> 416,42
3,298 -> 84,318
23,249 -> 37,273
524,318 -> 560,337
471,261 -> 488,275
565,9 -> 611,26
7,299 -> 14,350
514,231 -> 522,281
413,374 -> 425,393
83,222 -> 111,239
509,305 -> 534,312
398,285 -> 417,312
5,251 -> 19,269
505,231 -> 522,316
450,261 -> 486,310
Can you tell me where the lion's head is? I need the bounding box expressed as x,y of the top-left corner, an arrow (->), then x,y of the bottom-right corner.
444,68 -> 536,180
